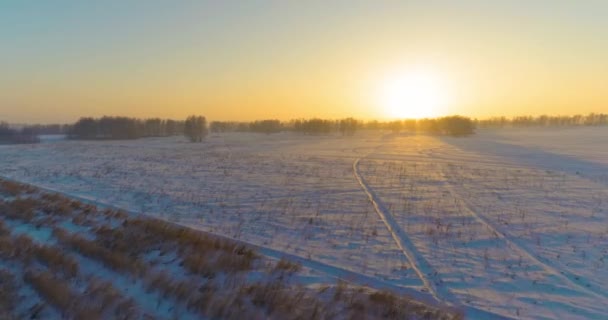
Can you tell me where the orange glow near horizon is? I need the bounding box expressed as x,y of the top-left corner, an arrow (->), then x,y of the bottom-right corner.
1,2 -> 608,124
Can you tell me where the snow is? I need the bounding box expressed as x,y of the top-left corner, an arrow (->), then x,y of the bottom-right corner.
38,134 -> 67,143
1,128 -> 607,319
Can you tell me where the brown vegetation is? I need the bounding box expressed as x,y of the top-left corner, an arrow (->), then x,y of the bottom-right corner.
54,227 -> 147,277
24,270 -> 82,317
273,257 -> 302,274
2,198 -> 39,222
0,180 -> 24,197
0,179 -> 462,320
125,217 -> 258,273
34,245 -> 79,278
0,269 -> 18,318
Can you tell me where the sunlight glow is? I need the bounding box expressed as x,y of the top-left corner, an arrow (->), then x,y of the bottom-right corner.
377,66 -> 451,119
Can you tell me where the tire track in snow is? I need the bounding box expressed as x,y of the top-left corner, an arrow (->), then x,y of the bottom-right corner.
353,157 -> 456,304
438,167 -> 608,301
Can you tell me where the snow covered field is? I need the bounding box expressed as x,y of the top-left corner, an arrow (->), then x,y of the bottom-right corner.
1,128 -> 606,319
1,179 -> 457,319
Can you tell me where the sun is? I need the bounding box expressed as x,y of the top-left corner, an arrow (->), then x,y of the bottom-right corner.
377,66 -> 450,119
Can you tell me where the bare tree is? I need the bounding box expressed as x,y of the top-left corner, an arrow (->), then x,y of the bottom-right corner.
339,118 -> 358,136
184,115 -> 208,142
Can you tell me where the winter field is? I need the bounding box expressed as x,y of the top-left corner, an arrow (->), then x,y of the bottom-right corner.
0,179 -> 458,319
1,127 -> 607,319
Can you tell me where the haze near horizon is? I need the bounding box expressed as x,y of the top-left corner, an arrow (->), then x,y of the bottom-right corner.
1,1 -> 607,123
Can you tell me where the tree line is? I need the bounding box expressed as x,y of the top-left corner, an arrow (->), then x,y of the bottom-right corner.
0,122 -> 40,144
0,116 -> 208,143
210,116 -> 474,136
6,112 -> 606,144
19,124 -> 70,135
476,113 -> 608,128
209,118 -> 361,136
209,119 -> 350,135
68,117 -> 185,140
67,116 -> 210,143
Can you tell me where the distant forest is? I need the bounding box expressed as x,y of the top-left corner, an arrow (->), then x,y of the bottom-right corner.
68,117 -> 185,140
0,122 -> 39,144
211,116 -> 475,137
1,113 -> 606,144
475,113 -> 608,127
212,113 -> 608,135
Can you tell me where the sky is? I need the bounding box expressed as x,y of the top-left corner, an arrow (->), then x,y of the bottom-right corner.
1,0 -> 607,123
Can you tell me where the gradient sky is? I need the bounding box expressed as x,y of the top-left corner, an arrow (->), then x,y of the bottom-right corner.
1,1 -> 607,123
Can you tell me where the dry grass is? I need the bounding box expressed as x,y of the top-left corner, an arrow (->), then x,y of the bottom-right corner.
0,179 -> 35,197
144,269 -> 198,302
54,227 -> 147,277
34,245 -> 79,278
84,277 -> 138,319
0,231 -> 79,278
0,269 -> 18,318
41,199 -> 74,217
0,180 -> 462,320
23,270 -> 84,317
11,235 -> 36,264
0,220 -> 9,236
22,270 -> 136,320
102,208 -> 129,220
121,217 -> 258,276
2,198 -> 39,222
273,257 -> 302,274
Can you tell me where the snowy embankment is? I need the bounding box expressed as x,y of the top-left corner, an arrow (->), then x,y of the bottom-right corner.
0,128 -> 606,319
0,178 -> 460,319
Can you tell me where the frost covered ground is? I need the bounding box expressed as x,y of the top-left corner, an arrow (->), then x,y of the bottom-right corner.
1,127 -> 606,319
0,179 -> 457,319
